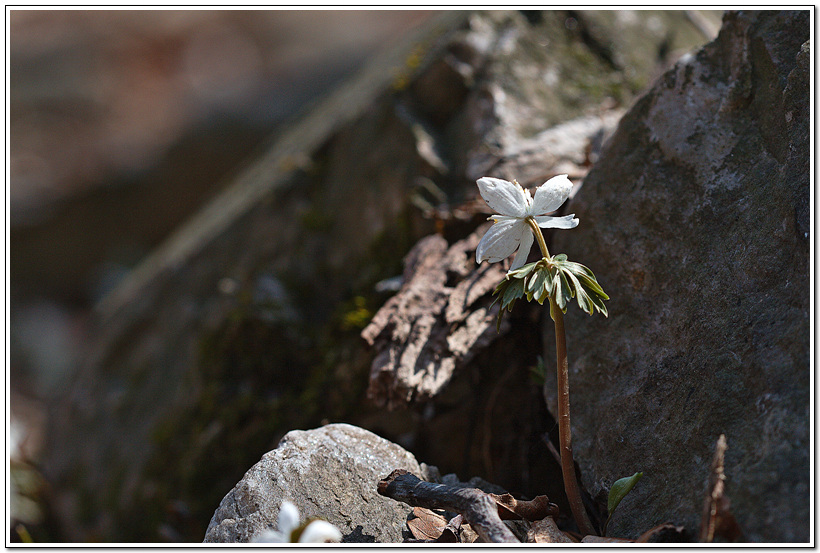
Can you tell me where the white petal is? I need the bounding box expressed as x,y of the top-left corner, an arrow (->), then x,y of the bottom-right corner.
531,174 -> 573,215
477,177 -> 528,217
476,219 -> 525,264
533,214 -> 579,229
277,501 -> 300,536
510,227 -> 534,270
251,529 -> 286,543
488,214 -> 519,223
298,520 -> 343,543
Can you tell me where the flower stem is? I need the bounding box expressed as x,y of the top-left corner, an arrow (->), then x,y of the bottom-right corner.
526,216 -> 596,536
549,297 -> 597,536
525,217 -> 551,259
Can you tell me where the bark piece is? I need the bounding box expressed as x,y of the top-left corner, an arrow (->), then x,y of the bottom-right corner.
362,231 -> 507,409
378,469 -> 518,543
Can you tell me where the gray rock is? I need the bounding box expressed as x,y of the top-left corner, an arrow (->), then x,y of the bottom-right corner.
547,11 -> 809,542
203,424 -> 421,543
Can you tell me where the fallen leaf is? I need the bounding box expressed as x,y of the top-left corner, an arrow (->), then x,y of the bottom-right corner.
407,507 -> 448,541
459,523 -> 479,543
433,514 -> 462,543
489,493 -> 559,521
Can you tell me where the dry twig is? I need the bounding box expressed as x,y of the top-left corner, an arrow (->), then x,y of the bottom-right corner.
699,434 -> 744,542
378,470 -> 518,543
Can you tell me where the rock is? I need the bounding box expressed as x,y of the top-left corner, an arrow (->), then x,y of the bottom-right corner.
203,424 -> 421,543
547,11 -> 809,542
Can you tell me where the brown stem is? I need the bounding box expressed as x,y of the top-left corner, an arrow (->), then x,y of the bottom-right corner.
525,217 -> 595,536
550,297 -> 596,536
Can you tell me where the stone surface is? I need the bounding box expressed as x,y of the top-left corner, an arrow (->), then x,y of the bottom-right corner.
203,424 -> 421,543
546,11 -> 810,542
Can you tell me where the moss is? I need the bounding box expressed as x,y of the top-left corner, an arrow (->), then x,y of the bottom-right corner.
339,296 -> 374,331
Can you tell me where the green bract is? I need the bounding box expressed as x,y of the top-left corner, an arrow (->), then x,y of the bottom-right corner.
491,254 -> 609,330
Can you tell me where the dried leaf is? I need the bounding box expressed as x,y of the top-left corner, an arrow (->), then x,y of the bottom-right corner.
459,523 -> 479,543
407,507 -> 448,541
433,514 -> 462,543
489,493 -> 559,521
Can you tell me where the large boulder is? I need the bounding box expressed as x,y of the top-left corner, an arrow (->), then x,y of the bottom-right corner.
204,424 -> 421,543
547,11 -> 809,542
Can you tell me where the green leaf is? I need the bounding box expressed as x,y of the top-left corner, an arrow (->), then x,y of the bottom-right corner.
536,279 -> 550,305
507,261 -> 538,280
589,292 -> 609,317
526,267 -> 549,301
558,270 -> 572,310
607,472 -> 643,517
493,254 -> 609,322
561,260 -> 588,274
495,306 -> 505,332
552,271 -> 566,310
502,277 -> 526,308
564,269 -> 594,315
575,271 -> 608,300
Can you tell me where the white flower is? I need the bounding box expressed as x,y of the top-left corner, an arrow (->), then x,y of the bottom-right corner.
252,500 -> 343,543
475,175 -> 578,270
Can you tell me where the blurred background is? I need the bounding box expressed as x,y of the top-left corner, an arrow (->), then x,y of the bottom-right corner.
9,9 -> 434,540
